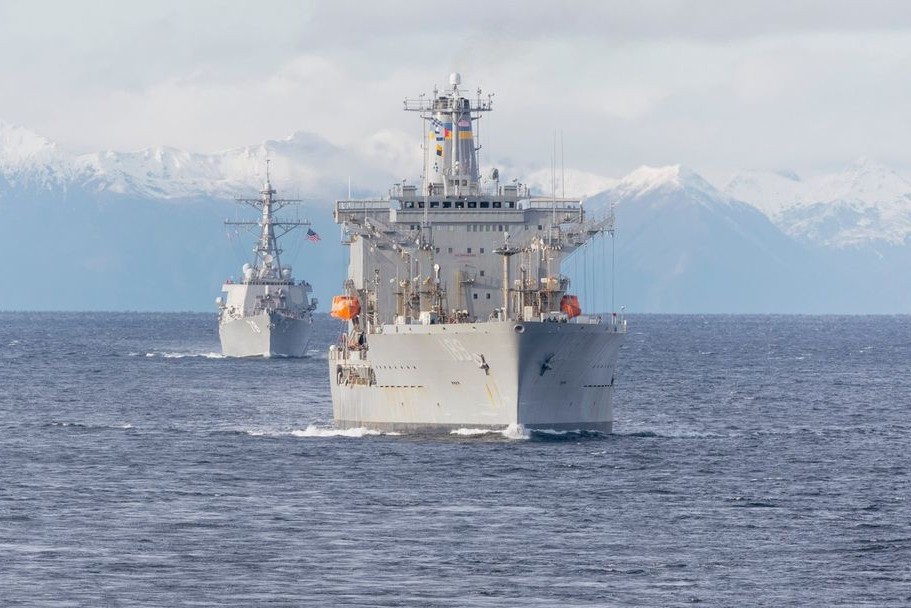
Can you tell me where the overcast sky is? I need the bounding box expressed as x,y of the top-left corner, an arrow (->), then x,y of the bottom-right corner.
2,0 -> 911,181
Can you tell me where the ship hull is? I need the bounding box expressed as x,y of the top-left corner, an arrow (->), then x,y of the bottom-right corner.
329,321 -> 622,432
219,312 -> 313,358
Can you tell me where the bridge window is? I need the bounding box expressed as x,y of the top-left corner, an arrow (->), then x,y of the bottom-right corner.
506,202 -> 515,208
492,201 -> 501,208
418,201 -> 425,208
448,247 -> 453,253
455,201 -> 464,208
443,201 -> 452,208
473,293 -> 478,300
467,247 -> 472,254
480,270 -> 485,277
468,201 -> 477,208
486,293 -> 491,299
430,201 -> 439,208
480,201 -> 490,208
480,248 -> 485,254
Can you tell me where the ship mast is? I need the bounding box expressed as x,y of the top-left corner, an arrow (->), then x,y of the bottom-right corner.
403,72 -> 493,197
226,160 -> 311,283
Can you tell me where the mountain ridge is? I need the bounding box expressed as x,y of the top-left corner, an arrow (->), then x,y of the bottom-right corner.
3,119 -> 911,312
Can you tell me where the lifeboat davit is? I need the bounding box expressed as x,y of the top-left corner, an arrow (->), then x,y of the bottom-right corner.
560,294 -> 582,319
330,295 -> 361,320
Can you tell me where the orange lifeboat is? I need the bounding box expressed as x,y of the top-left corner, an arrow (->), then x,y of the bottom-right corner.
330,295 -> 361,320
560,294 -> 582,319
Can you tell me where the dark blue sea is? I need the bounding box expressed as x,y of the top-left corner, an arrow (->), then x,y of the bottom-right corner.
2,312 -> 910,606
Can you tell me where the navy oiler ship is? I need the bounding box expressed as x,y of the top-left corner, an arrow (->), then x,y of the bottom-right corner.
329,74 -> 625,431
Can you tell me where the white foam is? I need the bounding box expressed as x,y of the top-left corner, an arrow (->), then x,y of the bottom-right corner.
450,428 -> 498,436
290,424 -> 390,438
450,424 -> 532,439
501,423 -> 531,440
532,428 -> 572,436
140,351 -> 226,359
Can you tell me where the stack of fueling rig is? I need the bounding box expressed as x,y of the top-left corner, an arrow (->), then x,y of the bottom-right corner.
328,74 -> 626,432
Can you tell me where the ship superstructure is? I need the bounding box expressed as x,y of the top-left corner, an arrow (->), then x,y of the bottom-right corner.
217,164 -> 317,357
329,74 -> 625,431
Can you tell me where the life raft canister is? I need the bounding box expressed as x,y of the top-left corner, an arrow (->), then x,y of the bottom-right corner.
330,295 -> 361,320
560,294 -> 582,319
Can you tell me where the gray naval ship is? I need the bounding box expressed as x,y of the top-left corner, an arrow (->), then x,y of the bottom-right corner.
329,73 -> 626,432
216,165 -> 317,357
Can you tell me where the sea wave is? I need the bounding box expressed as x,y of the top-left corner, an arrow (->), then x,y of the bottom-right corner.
449,424 -> 532,440
290,424 -> 394,438
133,351 -> 226,359
48,421 -> 135,431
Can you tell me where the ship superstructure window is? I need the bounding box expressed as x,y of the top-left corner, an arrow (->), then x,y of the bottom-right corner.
473,293 -> 478,299
480,270 -> 485,277
486,293 -> 491,299
448,247 -> 453,253
430,201 -> 439,208
468,201 -> 477,208
492,201 -> 501,208
456,202 -> 464,208
480,201 -> 489,208
418,201 -> 425,208
506,202 -> 515,208
480,248 -> 485,254
538,224 -> 543,230
467,247 -> 472,253
443,201 -> 452,208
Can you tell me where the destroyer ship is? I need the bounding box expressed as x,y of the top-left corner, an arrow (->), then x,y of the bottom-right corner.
329,74 -> 625,431
216,164 -> 317,357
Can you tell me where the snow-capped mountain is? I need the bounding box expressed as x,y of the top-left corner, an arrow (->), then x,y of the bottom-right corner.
4,118 -> 911,312
580,165 -> 807,312
0,121 -> 399,201
725,158 -> 911,248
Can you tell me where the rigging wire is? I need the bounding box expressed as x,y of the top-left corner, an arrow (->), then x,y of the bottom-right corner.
600,229 -> 606,314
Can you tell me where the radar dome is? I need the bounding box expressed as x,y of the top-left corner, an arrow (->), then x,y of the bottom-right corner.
450,72 -> 462,86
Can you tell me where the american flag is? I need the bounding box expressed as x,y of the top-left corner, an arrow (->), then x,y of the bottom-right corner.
306,228 -> 321,243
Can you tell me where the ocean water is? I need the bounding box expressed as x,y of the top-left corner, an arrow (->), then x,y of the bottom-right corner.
1,312 -> 910,606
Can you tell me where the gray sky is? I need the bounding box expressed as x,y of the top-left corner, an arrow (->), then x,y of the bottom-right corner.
2,0 -> 911,180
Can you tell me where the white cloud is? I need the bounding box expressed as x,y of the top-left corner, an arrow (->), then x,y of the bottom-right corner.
2,0 -> 911,178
